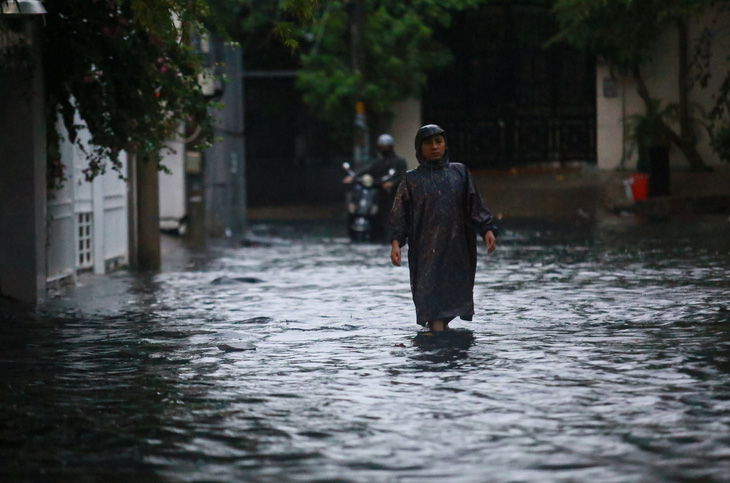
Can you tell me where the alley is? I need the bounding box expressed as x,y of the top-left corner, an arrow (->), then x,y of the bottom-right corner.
2,216 -> 730,482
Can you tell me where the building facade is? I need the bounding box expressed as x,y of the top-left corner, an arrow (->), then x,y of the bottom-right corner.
596,10 -> 729,171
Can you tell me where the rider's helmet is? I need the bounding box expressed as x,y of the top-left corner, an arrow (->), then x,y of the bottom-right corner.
376,134 -> 395,148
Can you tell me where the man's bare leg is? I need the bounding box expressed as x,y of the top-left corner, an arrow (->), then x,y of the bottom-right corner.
427,318 -> 454,332
428,320 -> 445,332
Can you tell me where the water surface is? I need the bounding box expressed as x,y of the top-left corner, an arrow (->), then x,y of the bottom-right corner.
2,216 -> 729,482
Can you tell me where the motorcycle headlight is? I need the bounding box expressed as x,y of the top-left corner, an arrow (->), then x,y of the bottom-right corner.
361,174 -> 374,188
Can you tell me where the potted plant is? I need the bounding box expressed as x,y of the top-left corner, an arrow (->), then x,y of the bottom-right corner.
624,98 -> 674,197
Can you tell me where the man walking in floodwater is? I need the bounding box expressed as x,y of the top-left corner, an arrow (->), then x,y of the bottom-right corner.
389,124 -> 497,332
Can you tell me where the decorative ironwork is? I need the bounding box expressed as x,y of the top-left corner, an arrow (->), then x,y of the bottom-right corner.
423,4 -> 596,169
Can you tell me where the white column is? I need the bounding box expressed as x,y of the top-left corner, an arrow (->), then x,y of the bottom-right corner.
595,63 -> 626,170
93,174 -> 105,274
390,98 -> 422,169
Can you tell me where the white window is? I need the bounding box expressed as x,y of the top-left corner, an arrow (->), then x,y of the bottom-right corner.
77,212 -> 93,269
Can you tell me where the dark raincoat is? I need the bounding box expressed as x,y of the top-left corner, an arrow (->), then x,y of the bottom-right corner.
389,131 -> 495,326
360,151 -> 407,185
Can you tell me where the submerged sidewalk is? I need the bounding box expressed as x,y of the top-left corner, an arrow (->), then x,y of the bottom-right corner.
2,166 -> 727,318
248,165 -> 730,223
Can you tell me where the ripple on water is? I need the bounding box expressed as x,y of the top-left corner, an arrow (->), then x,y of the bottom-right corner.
3,220 -> 730,481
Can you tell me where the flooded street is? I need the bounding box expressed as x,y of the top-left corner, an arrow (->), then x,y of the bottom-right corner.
2,217 -> 730,482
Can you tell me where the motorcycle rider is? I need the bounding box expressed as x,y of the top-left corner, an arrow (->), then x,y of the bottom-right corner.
343,134 -> 407,240
371,134 -> 408,193
343,134 -> 407,186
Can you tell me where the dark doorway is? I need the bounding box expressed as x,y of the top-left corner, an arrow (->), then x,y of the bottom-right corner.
243,37 -> 350,207
422,4 -> 596,169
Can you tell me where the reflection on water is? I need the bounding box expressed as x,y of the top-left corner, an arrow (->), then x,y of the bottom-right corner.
1,217 -> 730,481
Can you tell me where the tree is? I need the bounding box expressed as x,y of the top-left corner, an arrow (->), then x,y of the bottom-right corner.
696,2 -> 730,163
218,0 -> 486,143
300,0 -> 493,138
38,0 -> 220,189
552,0 -> 730,169
2,0 -> 317,190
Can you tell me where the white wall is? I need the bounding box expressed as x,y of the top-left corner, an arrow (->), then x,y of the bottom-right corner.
46,114 -> 129,281
158,138 -> 186,228
46,119 -> 76,282
98,153 -> 129,271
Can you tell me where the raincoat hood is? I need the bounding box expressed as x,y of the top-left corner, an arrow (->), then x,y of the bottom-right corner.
414,124 -> 448,168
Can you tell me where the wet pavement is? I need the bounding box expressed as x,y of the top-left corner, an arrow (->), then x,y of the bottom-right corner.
2,214 -> 730,482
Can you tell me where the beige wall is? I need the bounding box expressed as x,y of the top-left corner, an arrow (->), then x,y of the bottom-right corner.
596,62 -> 626,170
597,9 -> 729,170
390,98 -> 422,169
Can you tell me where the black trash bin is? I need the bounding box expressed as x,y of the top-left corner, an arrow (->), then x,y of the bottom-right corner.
648,146 -> 670,196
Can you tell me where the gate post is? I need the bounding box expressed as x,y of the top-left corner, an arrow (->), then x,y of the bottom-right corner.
0,18 -> 47,304
136,155 -> 161,270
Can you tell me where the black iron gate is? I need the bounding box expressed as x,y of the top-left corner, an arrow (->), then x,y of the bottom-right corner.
422,4 -> 596,169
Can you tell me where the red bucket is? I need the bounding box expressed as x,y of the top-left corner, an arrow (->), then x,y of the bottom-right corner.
629,173 -> 649,201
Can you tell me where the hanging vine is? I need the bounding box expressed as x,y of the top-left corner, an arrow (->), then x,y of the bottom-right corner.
40,0 -> 216,190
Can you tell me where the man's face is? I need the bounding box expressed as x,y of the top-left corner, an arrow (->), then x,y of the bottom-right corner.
420,135 -> 446,161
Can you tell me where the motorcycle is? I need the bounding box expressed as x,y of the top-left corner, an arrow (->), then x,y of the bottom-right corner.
342,162 -> 395,241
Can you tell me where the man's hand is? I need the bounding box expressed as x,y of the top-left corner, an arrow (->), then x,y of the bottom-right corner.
382,181 -> 393,191
390,240 -> 401,266
343,175 -> 353,184
484,231 -> 496,253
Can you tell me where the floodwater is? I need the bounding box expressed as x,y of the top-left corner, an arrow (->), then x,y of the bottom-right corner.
2,216 -> 730,482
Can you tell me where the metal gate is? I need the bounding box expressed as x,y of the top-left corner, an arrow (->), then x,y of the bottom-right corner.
422,4 -> 596,169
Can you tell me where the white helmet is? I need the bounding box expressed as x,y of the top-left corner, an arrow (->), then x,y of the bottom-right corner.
377,134 -> 394,147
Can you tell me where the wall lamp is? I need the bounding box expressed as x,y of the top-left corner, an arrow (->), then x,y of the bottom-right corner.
0,0 -> 47,15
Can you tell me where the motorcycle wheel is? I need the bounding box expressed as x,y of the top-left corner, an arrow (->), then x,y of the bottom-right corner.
347,226 -> 359,242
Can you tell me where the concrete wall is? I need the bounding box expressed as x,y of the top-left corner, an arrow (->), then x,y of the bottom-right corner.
597,9 -> 730,170
0,21 -> 46,304
205,42 -> 246,238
